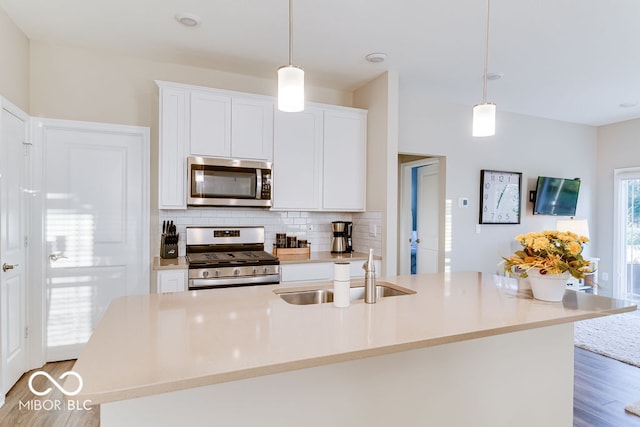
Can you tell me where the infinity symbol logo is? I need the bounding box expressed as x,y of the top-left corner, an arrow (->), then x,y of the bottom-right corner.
28,371 -> 83,397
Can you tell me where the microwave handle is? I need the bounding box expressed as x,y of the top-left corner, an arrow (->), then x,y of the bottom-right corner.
256,169 -> 262,200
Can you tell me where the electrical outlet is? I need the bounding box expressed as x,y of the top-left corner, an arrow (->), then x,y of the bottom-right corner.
601,272 -> 609,281
475,224 -> 481,234
369,224 -> 377,237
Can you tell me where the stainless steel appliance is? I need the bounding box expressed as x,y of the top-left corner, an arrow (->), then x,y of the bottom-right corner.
186,226 -> 280,290
331,221 -> 353,254
187,156 -> 272,207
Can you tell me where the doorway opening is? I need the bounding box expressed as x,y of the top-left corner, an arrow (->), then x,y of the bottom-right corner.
398,155 -> 445,275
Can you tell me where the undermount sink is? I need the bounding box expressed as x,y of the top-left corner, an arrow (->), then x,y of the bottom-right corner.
276,282 -> 416,305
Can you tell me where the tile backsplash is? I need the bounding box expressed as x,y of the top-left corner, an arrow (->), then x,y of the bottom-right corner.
158,209 -> 383,257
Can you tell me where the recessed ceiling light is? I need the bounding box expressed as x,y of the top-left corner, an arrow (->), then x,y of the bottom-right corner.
619,102 -> 638,108
175,13 -> 201,27
365,53 -> 386,63
487,72 -> 504,81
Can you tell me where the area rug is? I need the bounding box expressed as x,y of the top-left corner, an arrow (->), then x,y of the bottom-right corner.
573,310 -> 640,368
626,400 -> 640,417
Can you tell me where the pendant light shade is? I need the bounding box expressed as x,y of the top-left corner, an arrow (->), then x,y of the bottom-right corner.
278,65 -> 304,112
472,103 -> 496,137
472,0 -> 495,137
278,0 -> 304,112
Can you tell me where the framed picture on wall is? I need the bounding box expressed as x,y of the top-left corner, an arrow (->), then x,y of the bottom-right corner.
479,169 -> 522,224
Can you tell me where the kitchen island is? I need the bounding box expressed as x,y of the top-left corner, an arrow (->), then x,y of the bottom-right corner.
72,272 -> 636,426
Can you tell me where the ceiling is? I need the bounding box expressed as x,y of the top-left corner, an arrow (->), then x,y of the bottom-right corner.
2,0 -> 640,126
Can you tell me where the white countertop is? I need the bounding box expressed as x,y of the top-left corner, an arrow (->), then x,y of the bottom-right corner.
72,272 -> 636,405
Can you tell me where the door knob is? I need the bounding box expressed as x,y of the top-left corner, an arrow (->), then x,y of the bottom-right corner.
49,253 -> 68,262
2,263 -> 18,272
416,238 -> 421,244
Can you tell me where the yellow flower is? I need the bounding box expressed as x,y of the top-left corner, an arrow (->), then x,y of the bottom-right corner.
532,237 -> 549,251
567,241 -> 582,256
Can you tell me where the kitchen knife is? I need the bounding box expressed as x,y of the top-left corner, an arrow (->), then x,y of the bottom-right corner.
162,220 -> 166,234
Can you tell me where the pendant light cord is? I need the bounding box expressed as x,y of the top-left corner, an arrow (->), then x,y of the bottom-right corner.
482,0 -> 491,103
288,0 -> 293,66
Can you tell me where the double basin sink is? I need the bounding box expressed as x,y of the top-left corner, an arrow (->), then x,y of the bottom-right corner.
275,281 -> 416,305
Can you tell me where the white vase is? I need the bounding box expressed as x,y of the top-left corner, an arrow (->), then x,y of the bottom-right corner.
527,269 -> 570,302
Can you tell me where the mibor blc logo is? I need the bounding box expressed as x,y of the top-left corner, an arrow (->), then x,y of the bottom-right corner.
19,370 -> 92,411
28,371 -> 83,396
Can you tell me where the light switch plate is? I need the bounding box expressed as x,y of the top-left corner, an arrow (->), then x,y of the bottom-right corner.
459,197 -> 469,208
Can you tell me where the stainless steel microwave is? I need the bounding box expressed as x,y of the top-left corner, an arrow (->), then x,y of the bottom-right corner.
187,156 -> 272,207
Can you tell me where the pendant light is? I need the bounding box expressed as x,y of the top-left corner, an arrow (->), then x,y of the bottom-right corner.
472,0 -> 496,137
278,0 -> 304,112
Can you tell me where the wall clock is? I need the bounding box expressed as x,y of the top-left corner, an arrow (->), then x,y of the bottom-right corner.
479,169 -> 522,224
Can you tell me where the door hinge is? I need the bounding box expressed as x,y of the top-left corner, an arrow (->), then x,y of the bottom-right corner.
24,327 -> 29,339
24,235 -> 28,248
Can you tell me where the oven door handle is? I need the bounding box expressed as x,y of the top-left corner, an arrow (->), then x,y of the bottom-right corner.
189,274 -> 281,289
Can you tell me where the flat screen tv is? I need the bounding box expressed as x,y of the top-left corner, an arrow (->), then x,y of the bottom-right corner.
533,176 -> 580,216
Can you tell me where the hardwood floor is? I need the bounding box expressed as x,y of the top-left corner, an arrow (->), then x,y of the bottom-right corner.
0,346 -> 638,426
574,347 -> 640,426
0,360 -> 99,427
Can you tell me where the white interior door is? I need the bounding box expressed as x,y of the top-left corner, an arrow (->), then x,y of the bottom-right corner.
416,163 -> 439,274
0,104 -> 29,394
37,119 -> 149,361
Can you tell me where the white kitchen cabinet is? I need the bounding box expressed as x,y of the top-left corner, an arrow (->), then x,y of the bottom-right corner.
189,90 -> 231,158
190,91 -> 274,161
272,107 -> 323,210
157,81 -> 366,210
279,260 -> 380,286
158,86 -> 188,209
157,269 -> 187,293
323,108 -> 367,211
231,96 -> 274,161
272,104 -> 366,211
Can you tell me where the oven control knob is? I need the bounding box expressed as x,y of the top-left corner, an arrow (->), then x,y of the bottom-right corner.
233,269 -> 240,276
202,271 -> 209,278
215,270 -> 221,277
263,267 -> 269,274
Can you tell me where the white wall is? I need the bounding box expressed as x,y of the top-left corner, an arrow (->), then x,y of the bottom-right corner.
0,7 -> 29,111
596,118 -> 640,296
29,42 -> 352,126
398,86 -> 598,276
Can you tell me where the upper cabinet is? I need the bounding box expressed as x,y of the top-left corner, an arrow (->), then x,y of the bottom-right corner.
273,107 -> 324,210
272,105 -> 367,211
323,108 -> 367,211
158,86 -> 188,209
189,90 -> 231,157
231,96 -> 274,161
189,90 -> 274,161
157,81 -> 366,211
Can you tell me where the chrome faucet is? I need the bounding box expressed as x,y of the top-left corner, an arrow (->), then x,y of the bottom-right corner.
363,248 -> 376,303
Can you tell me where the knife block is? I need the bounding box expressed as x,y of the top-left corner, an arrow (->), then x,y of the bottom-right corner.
160,234 -> 178,259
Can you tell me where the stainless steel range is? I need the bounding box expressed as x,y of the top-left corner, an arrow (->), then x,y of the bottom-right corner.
186,226 -> 280,290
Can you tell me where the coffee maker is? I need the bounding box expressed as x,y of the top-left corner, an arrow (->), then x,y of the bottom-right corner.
331,221 -> 353,254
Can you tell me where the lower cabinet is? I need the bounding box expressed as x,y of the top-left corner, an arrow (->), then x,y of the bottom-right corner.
280,260 -> 381,286
157,269 -> 187,293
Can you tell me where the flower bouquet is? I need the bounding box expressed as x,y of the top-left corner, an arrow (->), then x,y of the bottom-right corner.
502,230 -> 592,279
